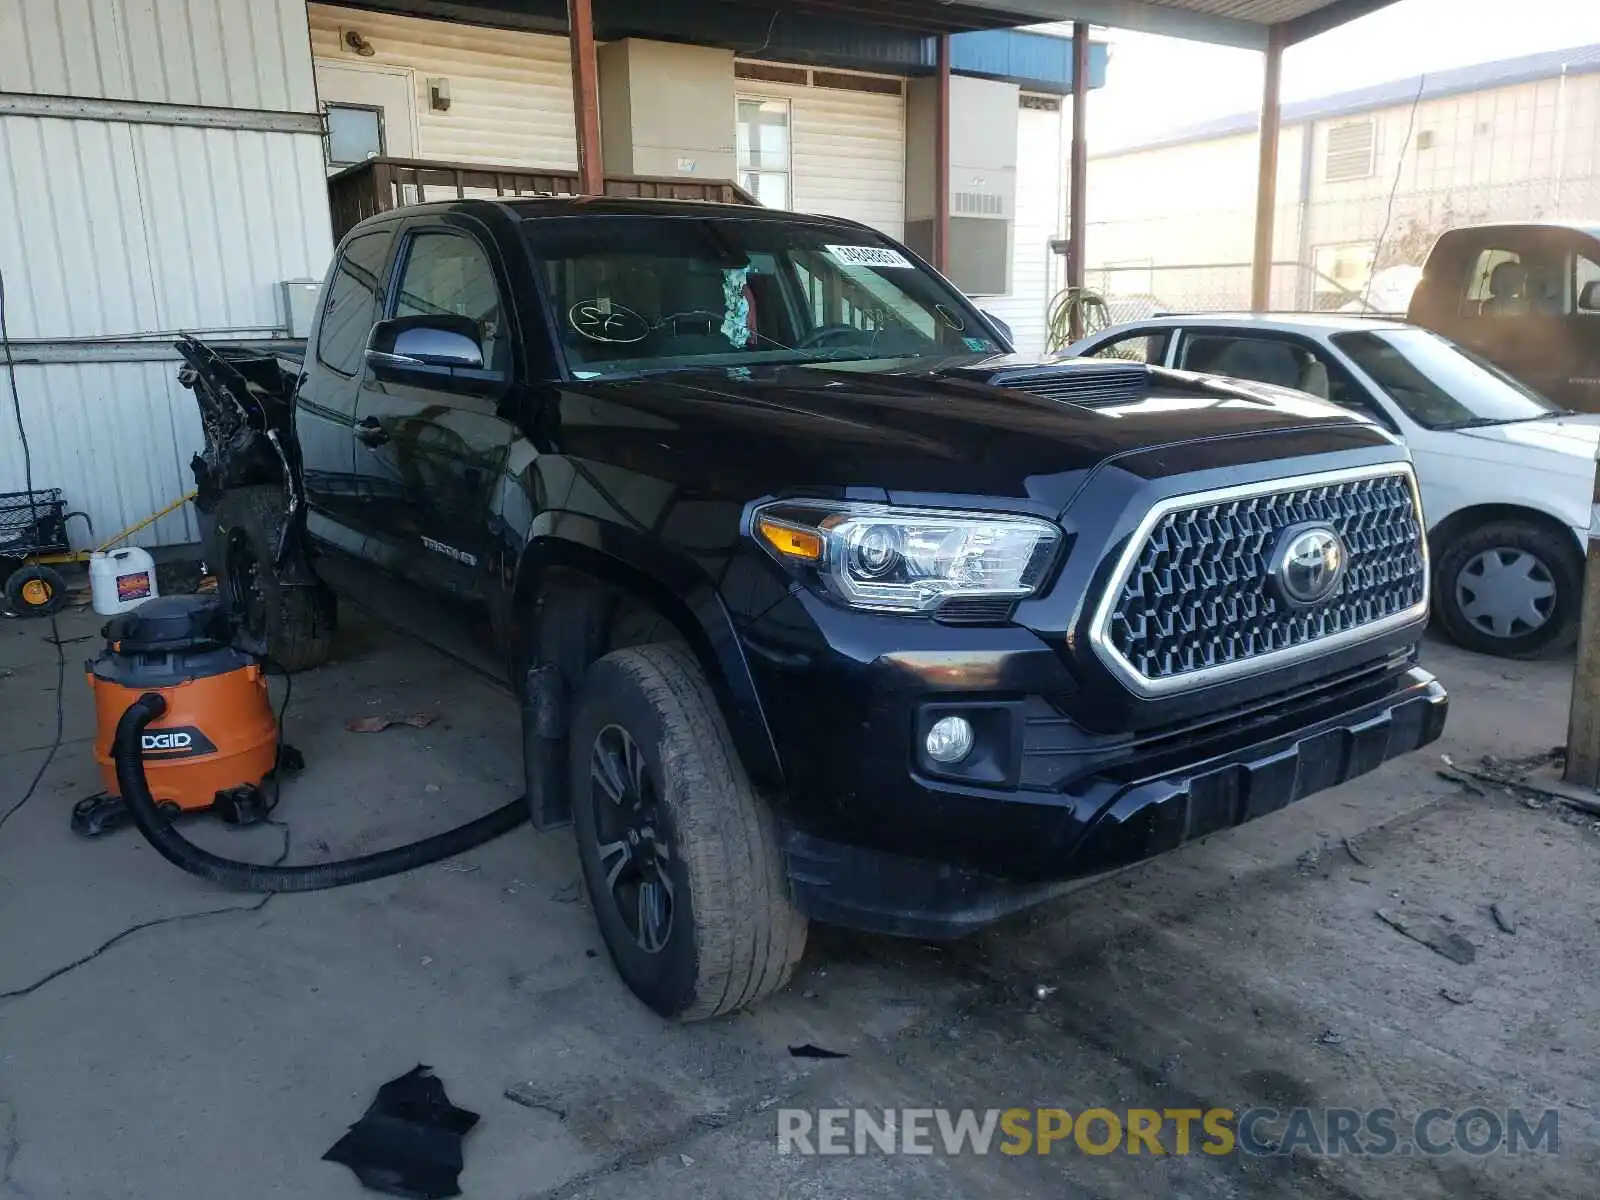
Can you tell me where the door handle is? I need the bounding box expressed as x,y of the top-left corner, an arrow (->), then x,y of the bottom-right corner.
353,417 -> 390,447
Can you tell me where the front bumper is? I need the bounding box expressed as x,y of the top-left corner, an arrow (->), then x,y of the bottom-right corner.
780,662 -> 1446,939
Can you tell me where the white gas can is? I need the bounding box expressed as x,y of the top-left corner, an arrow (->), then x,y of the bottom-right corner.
90,547 -> 159,615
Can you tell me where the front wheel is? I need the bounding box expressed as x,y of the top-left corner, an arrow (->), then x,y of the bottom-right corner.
570,643 -> 806,1020
1433,520 -> 1583,658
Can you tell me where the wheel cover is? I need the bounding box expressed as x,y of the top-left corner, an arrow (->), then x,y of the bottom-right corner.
1455,547 -> 1556,639
588,724 -> 674,954
20,578 -> 51,606
226,533 -> 267,640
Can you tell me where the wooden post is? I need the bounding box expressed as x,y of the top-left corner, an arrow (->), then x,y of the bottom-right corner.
1250,23 -> 1288,313
933,33 -> 951,273
567,0 -> 603,195
1067,22 -> 1090,341
1564,453 -> 1600,787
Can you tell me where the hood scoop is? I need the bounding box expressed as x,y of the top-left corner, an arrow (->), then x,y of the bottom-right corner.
939,359 -> 1151,408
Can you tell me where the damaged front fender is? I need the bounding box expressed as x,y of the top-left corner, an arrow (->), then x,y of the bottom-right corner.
176,336 -> 305,566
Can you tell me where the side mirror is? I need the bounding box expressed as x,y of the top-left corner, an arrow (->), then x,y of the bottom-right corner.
981,310 -> 1014,347
1580,281 -> 1600,313
368,315 -> 482,367
365,316 -> 504,391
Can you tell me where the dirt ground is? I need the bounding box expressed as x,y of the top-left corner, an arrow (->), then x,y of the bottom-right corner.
1,600 -> 1596,1199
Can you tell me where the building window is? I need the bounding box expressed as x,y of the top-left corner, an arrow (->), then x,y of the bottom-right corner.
326,103 -> 384,168
1313,243 -> 1376,307
737,97 -> 791,208
1324,120 -> 1376,183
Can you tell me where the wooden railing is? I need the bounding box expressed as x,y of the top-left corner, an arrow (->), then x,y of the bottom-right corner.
327,157 -> 760,240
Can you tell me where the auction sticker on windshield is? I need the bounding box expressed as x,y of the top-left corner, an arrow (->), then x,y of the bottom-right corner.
827,244 -> 913,269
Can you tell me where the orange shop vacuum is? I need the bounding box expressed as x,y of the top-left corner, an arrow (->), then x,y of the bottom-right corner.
75,593 -> 297,837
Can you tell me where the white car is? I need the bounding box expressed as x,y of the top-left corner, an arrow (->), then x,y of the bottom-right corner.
1066,313 -> 1600,659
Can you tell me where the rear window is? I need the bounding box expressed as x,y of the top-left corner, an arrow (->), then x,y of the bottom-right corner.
317,231 -> 392,376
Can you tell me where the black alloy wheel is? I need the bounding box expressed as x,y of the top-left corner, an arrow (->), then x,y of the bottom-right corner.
588,723 -> 675,954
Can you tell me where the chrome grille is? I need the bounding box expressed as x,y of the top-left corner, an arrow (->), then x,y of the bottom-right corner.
1092,467 -> 1428,695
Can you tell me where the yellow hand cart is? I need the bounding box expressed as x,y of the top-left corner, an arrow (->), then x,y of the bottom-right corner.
1,488 -> 196,617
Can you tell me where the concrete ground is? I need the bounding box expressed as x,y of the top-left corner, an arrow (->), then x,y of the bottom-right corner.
1,596 -> 1596,1199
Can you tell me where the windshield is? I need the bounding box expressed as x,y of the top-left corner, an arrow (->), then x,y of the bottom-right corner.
1330,328 -> 1562,429
525,216 -> 1001,378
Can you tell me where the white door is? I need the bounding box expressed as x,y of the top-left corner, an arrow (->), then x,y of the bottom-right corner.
315,60 -> 417,173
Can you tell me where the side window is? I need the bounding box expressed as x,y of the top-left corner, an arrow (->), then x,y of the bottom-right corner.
1180,335 -> 1305,390
393,232 -> 508,372
316,230 -> 392,377
1574,253 -> 1600,314
1305,350 -> 1385,421
1462,248 -> 1519,315
1180,333 -> 1364,411
1457,246 -> 1571,317
1084,332 -> 1168,364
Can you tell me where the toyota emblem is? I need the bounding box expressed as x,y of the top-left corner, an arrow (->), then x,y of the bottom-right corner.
1271,524 -> 1348,607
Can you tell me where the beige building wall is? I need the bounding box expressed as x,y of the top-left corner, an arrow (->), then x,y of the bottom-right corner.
1085,127 -> 1306,309
307,3 -> 577,169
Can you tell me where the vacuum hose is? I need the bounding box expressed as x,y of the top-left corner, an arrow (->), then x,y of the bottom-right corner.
114,692 -> 528,893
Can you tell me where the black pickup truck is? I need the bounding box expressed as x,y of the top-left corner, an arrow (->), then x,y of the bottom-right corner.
183,197 -> 1447,1020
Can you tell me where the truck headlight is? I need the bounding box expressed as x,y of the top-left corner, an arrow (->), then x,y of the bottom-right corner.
752,500 -> 1062,614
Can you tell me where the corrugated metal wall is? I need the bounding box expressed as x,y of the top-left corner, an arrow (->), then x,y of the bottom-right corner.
738,76 -> 907,240
307,3 -> 577,169
0,120 -> 333,341
0,364 -> 222,550
984,101 -> 1066,357
0,0 -> 317,108
0,0 -> 331,548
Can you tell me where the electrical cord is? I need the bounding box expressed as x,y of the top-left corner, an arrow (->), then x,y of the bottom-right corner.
1363,73 -> 1427,311
0,265 -> 68,835
262,656 -> 293,816
0,822 -> 290,1002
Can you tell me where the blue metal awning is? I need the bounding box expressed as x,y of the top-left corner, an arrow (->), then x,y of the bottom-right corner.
947,28 -> 1109,93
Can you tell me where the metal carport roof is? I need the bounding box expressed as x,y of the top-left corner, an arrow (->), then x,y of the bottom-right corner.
958,0 -> 1400,48
346,0 -> 1398,45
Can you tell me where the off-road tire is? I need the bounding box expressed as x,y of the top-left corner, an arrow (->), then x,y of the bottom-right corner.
570,642 -> 806,1020
205,485 -> 336,672
1434,519 -> 1582,659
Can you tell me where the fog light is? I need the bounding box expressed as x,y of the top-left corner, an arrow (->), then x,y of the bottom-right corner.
926,715 -> 975,764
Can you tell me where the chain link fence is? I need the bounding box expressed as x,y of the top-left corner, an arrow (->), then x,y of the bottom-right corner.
1085,172 -> 1600,319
